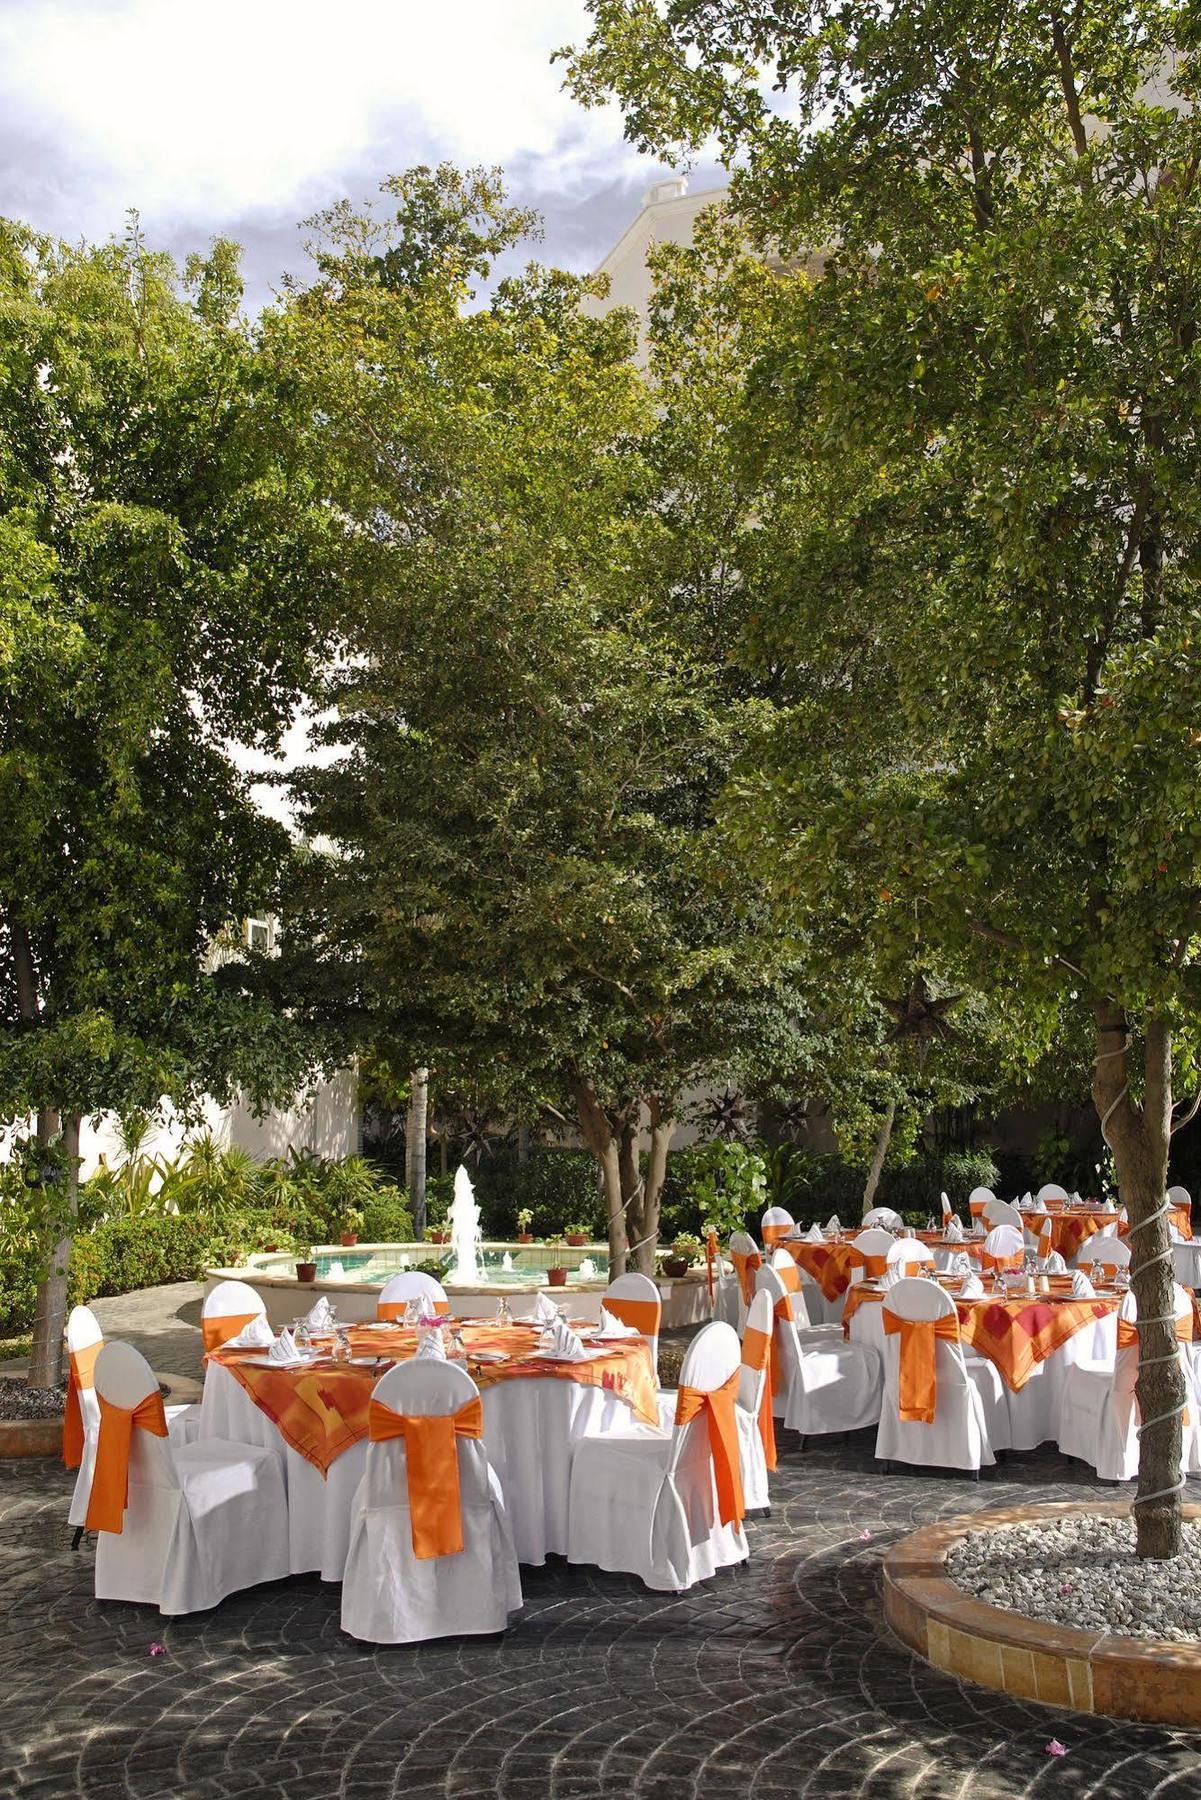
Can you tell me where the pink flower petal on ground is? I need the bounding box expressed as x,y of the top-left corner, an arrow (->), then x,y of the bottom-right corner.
858,1529 -> 872,1541
1057,1582 -> 1074,1596
148,1642 -> 166,1657
1045,1739 -> 1068,1757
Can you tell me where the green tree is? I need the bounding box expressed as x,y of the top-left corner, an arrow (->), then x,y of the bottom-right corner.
281,168 -> 816,1276
0,220 -> 343,1382
568,0 -> 1201,1554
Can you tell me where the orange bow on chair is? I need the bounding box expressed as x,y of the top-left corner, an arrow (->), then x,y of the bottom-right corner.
761,1222 -> 792,1249
62,1339 -> 102,1470
85,1391 -> 169,1533
1116,1316 -> 1193,1424
741,1325 -> 777,1470
730,1250 -> 761,1307
603,1296 -> 660,1336
705,1229 -> 718,1302
882,1312 -> 963,1425
978,1250 -> 1024,1274
368,1395 -> 484,1558
201,1311 -> 263,1354
848,1247 -> 890,1280
674,1371 -> 745,1531
378,1298 -> 451,1322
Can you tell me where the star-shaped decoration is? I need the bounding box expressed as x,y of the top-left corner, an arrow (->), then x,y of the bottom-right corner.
698,1086 -> 753,1143
880,973 -> 963,1046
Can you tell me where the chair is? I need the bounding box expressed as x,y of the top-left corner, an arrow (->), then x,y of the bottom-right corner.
1057,1286 -> 1201,1481
1036,1183 -> 1070,1205
888,1239 -> 936,1272
90,1341 -> 290,1614
976,1224 -> 1025,1274
983,1198 -> 1023,1232
603,1272 -> 661,1378
862,1207 -> 903,1230
340,1359 -> 521,1643
875,1279 -> 1000,1473
1169,1184 -> 1192,1210
757,1262 -> 881,1438
967,1186 -> 996,1223
378,1271 -> 451,1320
66,1305 -> 196,1539
847,1228 -> 896,1284
760,1206 -> 795,1248
1087,1237 -> 1132,1281
725,1230 -> 762,1331
657,1288 -> 775,1513
201,1279 -> 268,1352
567,1322 -> 749,1592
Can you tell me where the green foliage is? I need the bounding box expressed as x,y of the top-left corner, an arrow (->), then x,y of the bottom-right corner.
357,1188 -> 415,1243
668,1140 -> 768,1240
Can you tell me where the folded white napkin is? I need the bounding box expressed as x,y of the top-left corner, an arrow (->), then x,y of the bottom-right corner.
824,1215 -> 841,1233
305,1296 -> 334,1330
268,1327 -> 302,1363
532,1290 -> 561,1325
597,1306 -> 638,1338
804,1224 -> 825,1243
950,1252 -> 974,1278
1040,1251 -> 1067,1274
1017,1196 -> 1031,1211
959,1274 -> 985,1299
944,1219 -> 964,1241
415,1324 -> 447,1360
547,1315 -> 589,1360
1070,1270 -> 1096,1299
224,1315 -> 273,1350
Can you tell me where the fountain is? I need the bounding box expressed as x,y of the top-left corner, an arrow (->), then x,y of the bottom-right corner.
502,1252 -> 513,1272
577,1258 -> 598,1283
447,1163 -> 485,1285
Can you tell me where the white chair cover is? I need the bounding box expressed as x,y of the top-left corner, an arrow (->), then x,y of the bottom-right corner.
91,1341 -> 289,1614
757,1263 -> 881,1436
874,1279 -> 999,1472
983,1198 -> 1023,1232
888,1239 -> 935,1270
1036,1183 -> 1070,1204
68,1306 -> 196,1529
979,1224 -> 1025,1266
725,1229 -> 761,1331
603,1271 -> 661,1377
656,1287 -> 775,1510
1058,1285 -> 1201,1481
202,1278 -> 267,1331
967,1186 -> 996,1212
862,1207 -> 903,1230
847,1228 -> 896,1286
378,1270 -> 450,1317
567,1322 -> 749,1592
340,1360 -> 521,1643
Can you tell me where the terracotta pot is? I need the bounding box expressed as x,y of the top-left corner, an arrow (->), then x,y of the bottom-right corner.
547,1266 -> 569,1287
566,1233 -> 589,1247
264,1243 -> 279,1252
296,1261 -> 317,1283
429,1230 -> 449,1245
662,1257 -> 689,1279
340,1233 -> 358,1247
517,1232 -> 533,1244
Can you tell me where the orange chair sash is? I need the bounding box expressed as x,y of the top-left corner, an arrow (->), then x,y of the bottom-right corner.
730,1250 -> 761,1306
883,1311 -> 962,1424
705,1229 -> 718,1302
674,1370 -> 745,1530
378,1297 -> 450,1322
62,1339 -> 102,1469
968,1198 -> 988,1218
85,1390 -> 169,1533
201,1311 -> 262,1354
978,1251 -> 1024,1274
1117,1316 -> 1192,1349
741,1325 -> 777,1470
368,1394 -> 483,1558
848,1248 -> 889,1280
604,1296 -> 660,1337
761,1223 -> 792,1249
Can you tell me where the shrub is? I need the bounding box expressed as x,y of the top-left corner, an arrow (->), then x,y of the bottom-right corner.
358,1189 -> 415,1242
475,1149 -> 601,1238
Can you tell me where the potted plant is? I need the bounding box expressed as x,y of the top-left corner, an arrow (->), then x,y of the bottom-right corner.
662,1233 -> 702,1280
564,1219 -> 591,1247
546,1235 -> 569,1286
295,1244 -> 317,1283
516,1207 -> 534,1244
340,1204 -> 363,1248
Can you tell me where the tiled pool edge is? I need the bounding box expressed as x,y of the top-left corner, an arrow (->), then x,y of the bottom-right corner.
882,1500 -> 1201,1725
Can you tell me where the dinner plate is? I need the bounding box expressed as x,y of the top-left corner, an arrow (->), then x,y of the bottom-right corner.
238,1353 -> 316,1369
525,1346 -> 610,1364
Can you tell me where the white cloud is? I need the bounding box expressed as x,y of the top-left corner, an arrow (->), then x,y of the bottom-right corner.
0,0 -> 639,233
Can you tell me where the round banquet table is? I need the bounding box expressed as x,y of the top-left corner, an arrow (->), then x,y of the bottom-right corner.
844,1278 -> 1119,1452
198,1321 -> 658,1579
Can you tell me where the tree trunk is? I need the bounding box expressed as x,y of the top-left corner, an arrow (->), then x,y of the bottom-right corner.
28,1112 -> 79,1389
627,1095 -> 672,1277
862,1101 -> 896,1217
571,1076 -> 627,1277
406,1067 -> 429,1239
1092,1005 -> 1184,1559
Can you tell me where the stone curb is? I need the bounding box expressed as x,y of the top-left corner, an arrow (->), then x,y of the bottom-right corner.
883,1500 -> 1201,1725
0,1368 -> 201,1459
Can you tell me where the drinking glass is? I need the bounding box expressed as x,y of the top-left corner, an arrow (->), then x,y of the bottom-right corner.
403,1297 -> 422,1328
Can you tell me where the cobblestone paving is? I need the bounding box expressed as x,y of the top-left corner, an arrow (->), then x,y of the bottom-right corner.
4,1430 -> 1200,1800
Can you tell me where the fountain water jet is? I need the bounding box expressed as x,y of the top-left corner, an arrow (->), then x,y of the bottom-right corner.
447,1163 -> 485,1285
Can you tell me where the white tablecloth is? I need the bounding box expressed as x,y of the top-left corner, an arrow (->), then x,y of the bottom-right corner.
199,1360 -> 642,1579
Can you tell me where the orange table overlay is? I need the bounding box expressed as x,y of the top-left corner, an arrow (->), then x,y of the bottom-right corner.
209,1322 -> 659,1475
844,1285 -> 1118,1392
781,1240 -> 858,1301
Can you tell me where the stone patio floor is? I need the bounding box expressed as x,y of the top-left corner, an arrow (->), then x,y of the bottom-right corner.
2,1285 -> 1199,1798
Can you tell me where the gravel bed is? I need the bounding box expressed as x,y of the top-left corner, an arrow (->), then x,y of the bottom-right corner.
947,1515 -> 1201,1642
0,1377 -> 65,1421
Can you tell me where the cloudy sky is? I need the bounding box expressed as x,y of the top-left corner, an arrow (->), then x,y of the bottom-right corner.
0,0 -> 724,306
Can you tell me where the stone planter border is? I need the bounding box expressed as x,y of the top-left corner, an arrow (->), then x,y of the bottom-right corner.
0,1370 -> 201,1460
883,1500 -> 1201,1725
